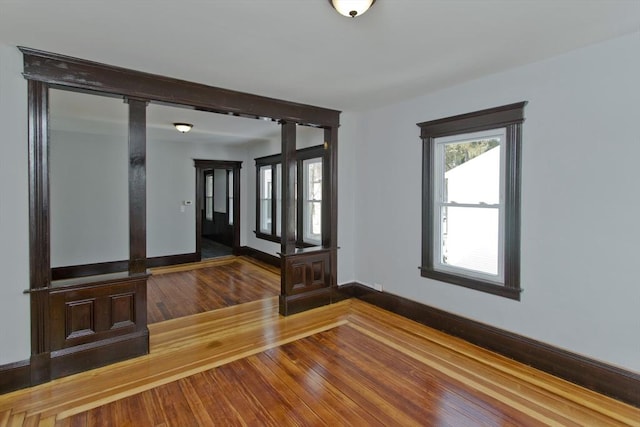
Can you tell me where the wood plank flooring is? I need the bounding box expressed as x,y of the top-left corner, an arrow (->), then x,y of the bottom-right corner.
147,256 -> 280,323
1,259 -> 638,426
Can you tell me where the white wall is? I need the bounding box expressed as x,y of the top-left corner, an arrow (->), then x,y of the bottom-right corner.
0,45 -> 30,364
50,129 -> 130,266
352,32 -> 640,372
48,128 -> 247,262
146,138 -> 246,257
335,111 -> 361,284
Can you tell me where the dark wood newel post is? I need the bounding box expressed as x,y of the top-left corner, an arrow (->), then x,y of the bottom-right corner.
126,98 -> 148,274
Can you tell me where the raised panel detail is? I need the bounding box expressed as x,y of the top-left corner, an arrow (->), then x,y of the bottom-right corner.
283,249 -> 331,295
65,299 -> 95,339
280,248 -> 336,316
111,293 -> 135,329
311,260 -> 324,286
290,263 -> 307,291
49,275 -> 148,351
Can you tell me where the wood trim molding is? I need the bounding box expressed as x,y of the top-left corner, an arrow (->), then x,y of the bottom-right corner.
0,360 -> 31,394
339,282 -> 640,408
27,80 -> 52,385
52,260 -> 130,281
237,246 -> 281,269
52,253 -> 201,280
19,47 -> 340,128
147,253 -> 200,269
50,331 -> 148,379
418,102 -> 527,138
194,159 -> 242,256
127,98 -> 148,274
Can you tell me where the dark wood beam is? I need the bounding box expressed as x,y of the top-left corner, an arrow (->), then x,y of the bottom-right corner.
19,47 -> 340,128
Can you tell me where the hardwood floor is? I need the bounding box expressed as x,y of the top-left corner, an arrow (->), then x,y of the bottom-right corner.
1,294 -> 638,426
147,256 -> 280,323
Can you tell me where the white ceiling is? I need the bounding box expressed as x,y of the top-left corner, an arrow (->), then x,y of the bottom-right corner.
2,0 -> 639,138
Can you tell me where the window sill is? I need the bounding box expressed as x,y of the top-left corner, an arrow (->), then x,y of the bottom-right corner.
419,267 -> 522,300
254,231 -> 319,249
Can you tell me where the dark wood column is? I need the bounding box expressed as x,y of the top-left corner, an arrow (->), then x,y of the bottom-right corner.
325,127 -> 338,284
127,98 -> 147,274
279,124 -> 339,316
27,79 -> 51,384
280,122 -> 297,255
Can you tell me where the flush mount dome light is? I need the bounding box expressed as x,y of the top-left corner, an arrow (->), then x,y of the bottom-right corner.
329,0 -> 376,18
174,123 -> 193,133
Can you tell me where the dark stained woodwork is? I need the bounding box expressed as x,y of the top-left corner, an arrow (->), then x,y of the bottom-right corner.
19,46 -> 341,392
341,282 -> 640,408
48,275 -> 148,378
52,260 -> 129,281
193,159 -> 242,257
280,122 -> 297,256
254,145 -> 326,248
0,361 -> 31,395
325,126 -> 338,290
146,257 -> 280,323
51,332 -> 149,381
505,122 -> 523,288
237,246 -> 281,268
19,47 -> 340,128
417,101 -> 528,138
146,253 -> 200,269
127,98 -> 147,274
279,248 -> 335,315
27,80 -> 50,290
49,277 -> 148,348
51,253 -> 200,281
27,80 -> 51,386
418,102 -> 526,299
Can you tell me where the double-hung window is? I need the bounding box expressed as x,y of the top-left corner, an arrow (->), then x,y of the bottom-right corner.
258,165 -> 273,234
255,145 -> 324,247
303,158 -> 322,245
418,102 -> 526,300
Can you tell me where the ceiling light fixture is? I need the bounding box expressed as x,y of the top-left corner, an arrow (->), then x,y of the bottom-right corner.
173,123 -> 193,133
329,0 -> 376,18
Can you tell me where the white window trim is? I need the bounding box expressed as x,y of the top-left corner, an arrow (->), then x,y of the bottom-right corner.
433,128 -> 506,284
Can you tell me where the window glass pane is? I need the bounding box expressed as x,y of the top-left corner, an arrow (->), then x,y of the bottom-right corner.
275,164 -> 282,237
205,174 -> 213,221
206,198 -> 213,221
440,134 -> 502,205
259,166 -> 272,233
303,158 -> 322,243
206,174 -> 213,197
214,169 -> 227,213
439,206 -> 499,276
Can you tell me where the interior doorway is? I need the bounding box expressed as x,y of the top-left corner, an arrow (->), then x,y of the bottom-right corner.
195,160 -> 242,260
